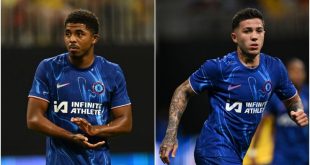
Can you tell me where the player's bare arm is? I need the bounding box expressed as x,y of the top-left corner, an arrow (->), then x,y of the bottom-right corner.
27,97 -> 105,148
159,79 -> 196,164
71,104 -> 132,137
283,94 -> 308,127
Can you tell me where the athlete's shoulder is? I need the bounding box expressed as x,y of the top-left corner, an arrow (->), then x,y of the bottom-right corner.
220,51 -> 239,64
36,53 -> 67,70
43,53 -> 66,62
95,55 -> 122,71
40,53 -> 67,66
260,53 -> 284,66
194,52 -> 237,81
95,55 -> 126,80
207,52 -> 239,72
202,52 -> 236,67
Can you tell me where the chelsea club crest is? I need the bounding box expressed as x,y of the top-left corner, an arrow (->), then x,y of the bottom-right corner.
92,82 -> 105,95
262,81 -> 272,93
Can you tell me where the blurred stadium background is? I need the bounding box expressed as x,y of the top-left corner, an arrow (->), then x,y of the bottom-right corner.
2,0 -> 154,165
156,0 -> 308,165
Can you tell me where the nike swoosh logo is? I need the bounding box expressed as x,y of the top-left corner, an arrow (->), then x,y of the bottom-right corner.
56,83 -> 70,88
228,84 -> 241,91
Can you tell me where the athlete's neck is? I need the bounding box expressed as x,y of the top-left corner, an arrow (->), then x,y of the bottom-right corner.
68,51 -> 95,69
237,48 -> 260,69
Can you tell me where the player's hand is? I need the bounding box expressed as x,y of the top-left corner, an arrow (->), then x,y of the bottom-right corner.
290,110 -> 308,127
71,117 -> 97,136
71,134 -> 105,149
159,137 -> 178,164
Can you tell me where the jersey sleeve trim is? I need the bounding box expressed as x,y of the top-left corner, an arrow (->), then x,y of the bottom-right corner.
281,91 -> 298,102
188,78 -> 198,94
28,95 -> 50,103
111,103 -> 131,109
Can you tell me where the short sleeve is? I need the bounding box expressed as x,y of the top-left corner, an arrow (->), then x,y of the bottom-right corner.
111,65 -> 131,109
28,60 -> 50,102
189,59 -> 218,94
274,58 -> 297,100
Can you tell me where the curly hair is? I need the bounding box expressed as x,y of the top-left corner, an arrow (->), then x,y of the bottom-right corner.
65,9 -> 99,34
232,8 -> 264,31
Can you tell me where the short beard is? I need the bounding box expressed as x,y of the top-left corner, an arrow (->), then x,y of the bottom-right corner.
69,45 -> 93,60
240,48 -> 259,60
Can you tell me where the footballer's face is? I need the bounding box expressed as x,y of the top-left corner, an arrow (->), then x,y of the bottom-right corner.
231,18 -> 265,57
64,23 -> 98,58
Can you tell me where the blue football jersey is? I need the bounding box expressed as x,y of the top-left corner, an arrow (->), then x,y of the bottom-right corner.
29,53 -> 131,165
190,52 -> 296,162
267,86 -> 309,165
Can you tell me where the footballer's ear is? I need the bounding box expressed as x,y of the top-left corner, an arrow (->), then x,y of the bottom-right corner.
92,34 -> 100,44
231,32 -> 237,44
